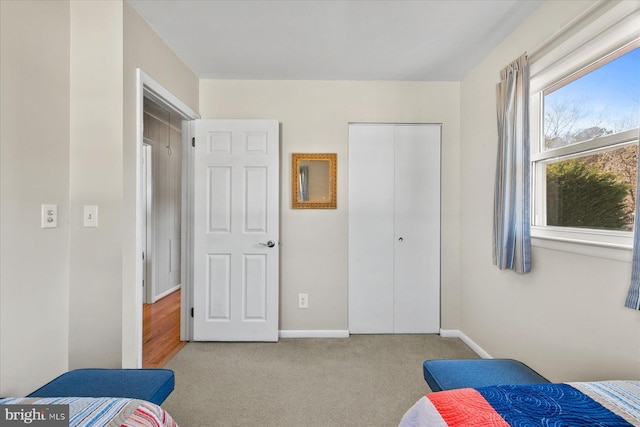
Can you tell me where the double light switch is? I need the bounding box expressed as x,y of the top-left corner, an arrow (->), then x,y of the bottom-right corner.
40,204 -> 99,228
41,204 -> 57,228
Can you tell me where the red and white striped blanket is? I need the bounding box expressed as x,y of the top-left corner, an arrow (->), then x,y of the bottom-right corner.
0,396 -> 177,427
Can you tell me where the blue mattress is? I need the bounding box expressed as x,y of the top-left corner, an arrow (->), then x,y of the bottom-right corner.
423,358 -> 549,392
27,368 -> 174,405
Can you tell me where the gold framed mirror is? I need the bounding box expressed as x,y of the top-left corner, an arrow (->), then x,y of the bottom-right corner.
291,153 -> 337,209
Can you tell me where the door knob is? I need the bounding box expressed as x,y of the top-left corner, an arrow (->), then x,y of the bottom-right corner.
259,240 -> 276,248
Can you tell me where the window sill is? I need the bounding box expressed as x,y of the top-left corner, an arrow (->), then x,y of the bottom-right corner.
531,226 -> 632,261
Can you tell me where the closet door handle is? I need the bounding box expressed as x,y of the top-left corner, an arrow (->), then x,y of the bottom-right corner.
259,240 -> 276,248
398,237 -> 404,242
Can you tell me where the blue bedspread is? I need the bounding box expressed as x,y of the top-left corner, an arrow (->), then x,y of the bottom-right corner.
400,380 -> 640,426
480,383 -> 633,426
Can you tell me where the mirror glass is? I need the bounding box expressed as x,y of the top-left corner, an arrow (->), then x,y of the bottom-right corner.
292,153 -> 336,209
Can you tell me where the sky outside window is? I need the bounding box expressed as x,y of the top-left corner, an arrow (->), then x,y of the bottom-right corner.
544,46 -> 640,149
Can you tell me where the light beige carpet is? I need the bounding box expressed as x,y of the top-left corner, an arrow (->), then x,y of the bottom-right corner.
162,334 -> 478,427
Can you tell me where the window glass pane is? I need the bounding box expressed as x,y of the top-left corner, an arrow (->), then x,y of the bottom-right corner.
544,46 -> 640,150
545,144 -> 638,230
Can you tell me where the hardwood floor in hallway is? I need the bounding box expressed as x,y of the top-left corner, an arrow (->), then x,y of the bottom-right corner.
143,290 -> 186,368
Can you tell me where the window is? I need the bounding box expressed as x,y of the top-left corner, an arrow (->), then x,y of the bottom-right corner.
531,39 -> 640,250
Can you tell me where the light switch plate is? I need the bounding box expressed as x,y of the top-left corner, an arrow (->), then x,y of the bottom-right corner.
83,205 -> 98,227
298,293 -> 309,309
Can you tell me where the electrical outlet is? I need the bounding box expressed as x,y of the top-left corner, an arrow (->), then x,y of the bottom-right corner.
298,293 -> 309,309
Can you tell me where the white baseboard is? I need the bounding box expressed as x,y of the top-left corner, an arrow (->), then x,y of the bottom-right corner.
279,330 -> 350,338
154,284 -> 181,302
277,328 -> 493,356
440,329 -> 492,359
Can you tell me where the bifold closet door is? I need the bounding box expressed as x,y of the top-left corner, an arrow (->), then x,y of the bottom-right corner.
348,125 -> 395,333
393,125 -> 440,333
348,124 -> 441,334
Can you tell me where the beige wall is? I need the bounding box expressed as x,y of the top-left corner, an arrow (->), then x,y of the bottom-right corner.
0,0 -> 199,394
70,1 -> 200,369
66,0 -> 200,370
0,1 -> 71,396
68,0 -> 124,370
459,0 -> 640,381
199,80 -> 461,331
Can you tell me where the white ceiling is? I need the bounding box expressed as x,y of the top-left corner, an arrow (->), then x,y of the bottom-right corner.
128,0 -> 542,81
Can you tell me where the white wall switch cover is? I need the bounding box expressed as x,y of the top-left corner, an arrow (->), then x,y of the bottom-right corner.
83,205 -> 98,227
41,204 -> 57,228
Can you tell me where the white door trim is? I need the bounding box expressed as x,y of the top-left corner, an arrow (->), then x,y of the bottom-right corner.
142,142 -> 153,304
133,69 -> 199,367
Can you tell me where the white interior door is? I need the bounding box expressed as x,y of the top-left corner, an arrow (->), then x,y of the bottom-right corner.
193,119 -> 279,341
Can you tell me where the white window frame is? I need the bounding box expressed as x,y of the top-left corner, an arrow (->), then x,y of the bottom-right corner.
529,0 -> 640,260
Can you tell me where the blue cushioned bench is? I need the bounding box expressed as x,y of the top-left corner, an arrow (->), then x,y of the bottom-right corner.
27,369 -> 174,405
423,359 -> 549,392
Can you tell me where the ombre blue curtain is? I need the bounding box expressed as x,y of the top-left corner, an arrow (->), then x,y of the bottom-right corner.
625,130 -> 640,309
493,53 -> 531,273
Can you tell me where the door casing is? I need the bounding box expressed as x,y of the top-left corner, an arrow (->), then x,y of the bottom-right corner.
142,142 -> 153,304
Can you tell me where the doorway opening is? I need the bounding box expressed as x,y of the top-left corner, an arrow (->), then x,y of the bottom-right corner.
135,69 -> 199,368
142,98 -> 185,367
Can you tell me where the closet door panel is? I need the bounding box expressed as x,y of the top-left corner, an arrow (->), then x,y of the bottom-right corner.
393,125 -> 441,333
348,125 -> 395,333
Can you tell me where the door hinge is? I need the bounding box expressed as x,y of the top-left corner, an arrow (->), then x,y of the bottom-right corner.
191,137 -> 195,148
190,307 -> 194,318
